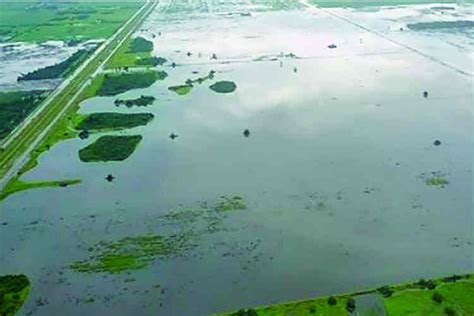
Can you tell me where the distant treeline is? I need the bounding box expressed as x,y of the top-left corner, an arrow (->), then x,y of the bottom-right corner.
17,47 -> 94,81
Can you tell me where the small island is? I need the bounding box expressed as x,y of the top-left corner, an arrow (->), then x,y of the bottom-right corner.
209,81 -> 237,94
78,135 -> 143,162
76,113 -> 154,131
114,95 -> 156,107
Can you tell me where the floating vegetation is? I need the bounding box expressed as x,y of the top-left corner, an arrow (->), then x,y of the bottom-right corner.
78,135 -> 142,162
168,84 -> 193,95
214,195 -> 246,212
98,71 -> 167,96
209,81 -> 237,94
254,52 -> 299,61
418,171 -> 449,188
407,20 -> 474,31
0,274 -> 31,316
76,113 -> 154,131
70,234 -> 193,273
114,95 -> 155,107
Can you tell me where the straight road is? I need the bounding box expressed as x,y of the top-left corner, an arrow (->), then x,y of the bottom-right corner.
0,0 -> 157,190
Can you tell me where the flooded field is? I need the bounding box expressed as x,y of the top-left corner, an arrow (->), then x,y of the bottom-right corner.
0,1 -> 473,315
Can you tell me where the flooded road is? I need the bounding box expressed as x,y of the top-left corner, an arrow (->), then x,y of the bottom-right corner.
0,1 -> 473,315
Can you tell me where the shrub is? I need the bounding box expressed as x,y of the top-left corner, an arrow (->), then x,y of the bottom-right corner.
346,297 -> 356,313
377,286 -> 393,297
233,309 -> 257,316
432,292 -> 444,304
309,306 -> 316,314
444,307 -> 456,316
415,279 -> 436,289
327,296 -> 337,305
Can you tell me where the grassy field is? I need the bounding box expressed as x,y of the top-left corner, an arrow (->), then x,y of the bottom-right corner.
217,274 -> 474,316
0,2 -> 142,43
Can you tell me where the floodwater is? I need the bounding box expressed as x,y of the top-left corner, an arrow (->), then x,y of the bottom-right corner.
1,2 -> 473,316
0,40 -> 101,92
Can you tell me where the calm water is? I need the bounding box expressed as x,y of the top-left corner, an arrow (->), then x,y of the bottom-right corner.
0,2 -> 473,315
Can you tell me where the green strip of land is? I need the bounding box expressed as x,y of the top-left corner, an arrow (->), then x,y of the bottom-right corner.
217,274 -> 474,316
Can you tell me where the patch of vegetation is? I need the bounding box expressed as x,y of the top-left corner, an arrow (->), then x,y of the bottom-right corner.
78,135 -> 142,162
1,2 -> 141,43
0,274 -> 31,316
209,81 -> 237,94
76,113 -> 154,131
217,274 -> 474,316
0,178 -> 81,201
168,71 -> 216,96
97,71 -> 167,96
407,21 -> 474,31
425,177 -> 449,188
0,91 -> 48,140
135,56 -> 167,66
128,36 -> 153,53
168,84 -> 193,95
114,95 -> 156,107
70,234 -> 193,273
214,195 -> 246,212
17,48 -> 95,81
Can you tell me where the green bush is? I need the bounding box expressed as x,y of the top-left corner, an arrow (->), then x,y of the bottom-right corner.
346,297 -> 356,313
432,292 -> 444,304
327,296 -> 337,305
444,307 -> 456,316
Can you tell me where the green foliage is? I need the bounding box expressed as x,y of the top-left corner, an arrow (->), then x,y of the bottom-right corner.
135,56 -> 167,66
97,71 -> 167,96
128,36 -> 153,53
346,297 -> 356,313
209,81 -> 237,94
444,307 -> 456,316
76,113 -> 154,131
78,135 -> 142,162
114,95 -> 156,107
232,309 -> 258,316
17,48 -> 94,81
70,234 -> 193,273
425,177 -> 449,187
432,292 -> 444,304
0,275 -> 30,316
214,195 -> 246,212
377,285 -> 393,298
168,84 -> 193,95
327,296 -> 337,305
0,91 -> 47,139
0,178 -> 81,201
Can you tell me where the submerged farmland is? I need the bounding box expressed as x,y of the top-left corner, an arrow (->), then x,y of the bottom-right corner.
0,0 -> 473,316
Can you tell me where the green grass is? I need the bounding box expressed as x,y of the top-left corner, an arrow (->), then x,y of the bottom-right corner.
0,274 -> 31,316
78,135 -> 143,162
0,178 -> 81,201
106,36 -> 167,69
75,112 -> 154,131
97,71 -> 167,96
70,234 -> 193,273
216,274 -> 474,316
0,2 -> 142,43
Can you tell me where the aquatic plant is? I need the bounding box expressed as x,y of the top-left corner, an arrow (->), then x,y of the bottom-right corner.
214,195 -> 246,212
70,234 -> 193,273
425,177 -> 449,188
